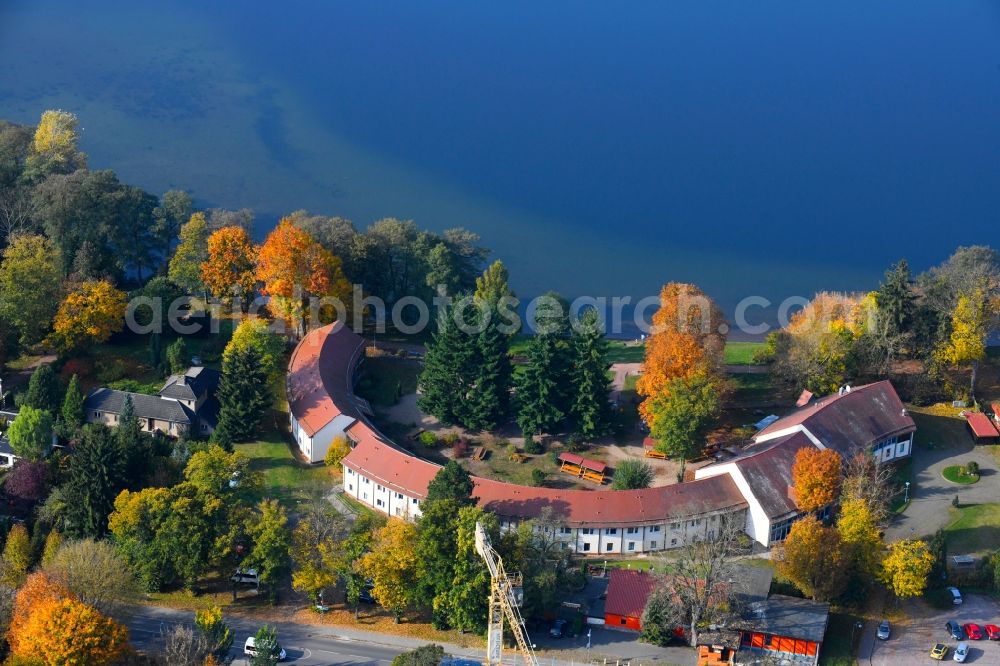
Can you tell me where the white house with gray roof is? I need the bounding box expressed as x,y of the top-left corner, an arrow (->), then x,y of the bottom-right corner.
85,367 -> 221,438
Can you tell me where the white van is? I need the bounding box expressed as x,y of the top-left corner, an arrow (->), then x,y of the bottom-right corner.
244,636 -> 287,662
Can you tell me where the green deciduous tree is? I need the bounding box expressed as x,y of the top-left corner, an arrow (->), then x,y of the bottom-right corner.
169,212 -> 211,295
152,190 -> 194,268
645,373 -> 722,459
225,319 -> 285,384
166,337 -> 189,375
1,523 -> 31,587
391,644 -> 445,666
7,405 -> 52,461
245,499 -> 291,600
0,234 -> 61,345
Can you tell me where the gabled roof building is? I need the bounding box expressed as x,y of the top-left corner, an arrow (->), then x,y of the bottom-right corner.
696,381 -> 916,545
85,367 -> 221,438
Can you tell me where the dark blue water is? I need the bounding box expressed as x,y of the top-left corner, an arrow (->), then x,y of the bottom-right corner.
2,0 -> 1000,318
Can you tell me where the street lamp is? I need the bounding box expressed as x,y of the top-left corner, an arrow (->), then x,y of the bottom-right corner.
904,481 -> 911,503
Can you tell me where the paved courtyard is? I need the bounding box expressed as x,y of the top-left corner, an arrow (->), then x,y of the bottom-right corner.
886,431 -> 1000,541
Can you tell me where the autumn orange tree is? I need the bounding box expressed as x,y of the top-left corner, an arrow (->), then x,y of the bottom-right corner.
49,279 -> 127,352
201,225 -> 258,311
8,572 -> 72,653
256,218 -> 351,336
791,447 -> 842,512
637,283 -> 726,457
12,597 -> 129,665
775,516 -> 848,601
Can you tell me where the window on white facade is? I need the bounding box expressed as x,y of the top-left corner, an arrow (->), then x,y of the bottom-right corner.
650,541 -> 658,549
628,542 -> 636,551
347,469 -> 354,475
348,484 -> 353,491
582,528 -> 594,535
396,493 -> 403,499
649,525 -> 661,533
560,527 -> 572,535
376,499 -> 384,507
364,478 -> 370,484
583,543 -> 591,552
626,527 -> 639,535
606,543 -> 614,552
377,484 -> 384,491
605,528 -> 617,535
671,538 -> 677,546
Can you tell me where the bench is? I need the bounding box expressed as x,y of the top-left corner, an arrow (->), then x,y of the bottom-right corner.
472,446 -> 488,461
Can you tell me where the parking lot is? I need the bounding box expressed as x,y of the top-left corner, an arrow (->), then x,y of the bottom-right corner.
871,594 -> 1000,665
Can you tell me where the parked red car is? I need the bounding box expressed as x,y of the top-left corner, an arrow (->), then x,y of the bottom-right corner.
985,624 -> 1000,640
963,623 -> 984,640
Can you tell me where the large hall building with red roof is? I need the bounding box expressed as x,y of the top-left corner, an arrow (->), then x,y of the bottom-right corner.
287,323 -> 916,552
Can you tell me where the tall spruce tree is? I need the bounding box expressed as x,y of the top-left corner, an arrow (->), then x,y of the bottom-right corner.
215,344 -> 271,442
21,364 -> 62,413
61,374 -> 85,427
466,306 -> 512,431
63,425 -> 125,538
875,260 -> 916,340
117,394 -> 150,487
417,300 -> 478,427
570,309 -> 613,440
516,333 -> 565,436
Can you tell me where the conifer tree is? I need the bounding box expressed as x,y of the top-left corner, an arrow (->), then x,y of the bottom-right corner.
215,345 -> 271,442
61,375 -> 84,428
516,333 -> 564,436
62,425 -> 125,538
22,364 -> 62,414
117,394 -> 150,487
466,306 -> 511,430
570,309 -> 613,440
417,300 -> 478,427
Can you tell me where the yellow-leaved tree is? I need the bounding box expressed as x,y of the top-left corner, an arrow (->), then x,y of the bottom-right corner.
50,279 -> 127,352
791,447 -> 842,512
357,518 -> 419,622
836,498 -> 883,578
324,434 -> 351,468
28,109 -> 87,175
773,292 -> 863,394
880,539 -> 934,599
935,290 -> 989,397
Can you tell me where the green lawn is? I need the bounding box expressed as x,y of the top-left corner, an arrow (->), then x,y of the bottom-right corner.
945,503 -> 1000,555
238,428 -> 333,507
724,341 -> 767,365
942,465 -> 980,485
606,340 -> 646,364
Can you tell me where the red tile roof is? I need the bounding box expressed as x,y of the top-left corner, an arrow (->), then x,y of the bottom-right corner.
605,569 -> 656,619
559,452 -> 585,466
966,412 -> 999,439
756,381 -> 915,456
558,452 -> 607,473
341,436 -> 748,526
286,323 -> 366,437
305,325 -> 748,528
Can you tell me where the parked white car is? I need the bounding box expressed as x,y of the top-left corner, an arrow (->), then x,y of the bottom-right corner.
244,636 -> 287,662
953,642 -> 969,663
230,568 -> 259,585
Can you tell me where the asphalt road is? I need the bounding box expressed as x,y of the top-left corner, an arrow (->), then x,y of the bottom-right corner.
123,606 -> 402,665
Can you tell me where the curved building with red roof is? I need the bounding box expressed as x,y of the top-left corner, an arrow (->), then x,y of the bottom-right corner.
289,323 -> 749,555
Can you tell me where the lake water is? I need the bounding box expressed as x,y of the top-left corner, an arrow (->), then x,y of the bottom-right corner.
2,0 -> 1000,323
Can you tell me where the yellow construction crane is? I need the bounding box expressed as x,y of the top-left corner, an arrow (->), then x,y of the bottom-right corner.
474,522 -> 539,666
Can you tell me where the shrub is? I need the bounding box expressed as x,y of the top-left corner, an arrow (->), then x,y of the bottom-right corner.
967,461 -> 980,476
531,469 -> 546,487
452,439 -> 469,458
565,434 -> 586,452
523,436 -> 543,454
418,431 -> 438,447
613,458 -> 655,490
441,433 -> 460,446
